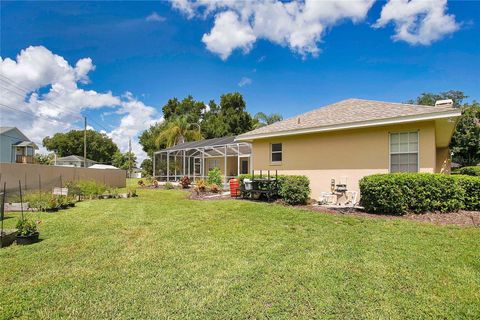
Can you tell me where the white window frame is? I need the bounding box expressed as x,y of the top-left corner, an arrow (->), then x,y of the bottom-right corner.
389,131 -> 419,173
270,143 -> 282,165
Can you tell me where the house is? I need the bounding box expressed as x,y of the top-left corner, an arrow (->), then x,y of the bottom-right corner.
0,127 -> 38,164
153,136 -> 252,182
55,155 -> 96,167
235,98 -> 462,199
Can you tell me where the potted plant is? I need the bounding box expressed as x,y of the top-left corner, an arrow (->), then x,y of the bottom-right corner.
45,196 -> 59,212
1,229 -> 18,248
58,196 -> 69,209
16,218 -> 39,245
66,195 -> 76,207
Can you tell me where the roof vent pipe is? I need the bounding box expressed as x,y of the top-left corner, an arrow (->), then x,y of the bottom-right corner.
435,99 -> 454,107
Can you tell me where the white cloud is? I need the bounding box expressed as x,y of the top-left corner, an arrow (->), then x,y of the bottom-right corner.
172,0 -> 375,59
146,11 -> 166,22
172,0 -> 460,59
374,0 -> 459,45
202,11 -> 256,60
238,76 -> 252,87
0,46 -> 161,161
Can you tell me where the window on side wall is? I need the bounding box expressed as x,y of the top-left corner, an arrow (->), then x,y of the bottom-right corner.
270,143 -> 282,164
208,159 -> 219,171
390,132 -> 419,173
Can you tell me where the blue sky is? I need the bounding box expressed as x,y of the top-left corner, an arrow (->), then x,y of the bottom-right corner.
1,0 -> 479,158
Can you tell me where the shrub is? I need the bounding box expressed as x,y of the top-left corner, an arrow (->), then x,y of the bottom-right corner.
278,175 -> 311,205
76,180 -> 107,199
16,218 -> 38,236
454,166 -> 480,177
238,173 -> 310,205
359,173 -> 465,215
164,182 -> 174,190
454,175 -> 480,211
207,168 -> 223,187
210,184 -> 220,193
196,179 -> 207,192
180,176 -> 191,189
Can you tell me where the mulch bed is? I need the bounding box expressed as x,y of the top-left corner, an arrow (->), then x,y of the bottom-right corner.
302,205 -> 480,227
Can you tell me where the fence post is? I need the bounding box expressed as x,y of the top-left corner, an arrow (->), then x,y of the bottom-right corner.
18,180 -> 24,220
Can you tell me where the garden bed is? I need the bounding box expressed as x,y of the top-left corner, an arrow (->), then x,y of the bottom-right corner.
303,205 -> 480,227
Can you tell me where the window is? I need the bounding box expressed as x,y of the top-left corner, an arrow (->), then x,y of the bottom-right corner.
390,132 -> 418,173
271,143 -> 282,163
208,159 -> 219,171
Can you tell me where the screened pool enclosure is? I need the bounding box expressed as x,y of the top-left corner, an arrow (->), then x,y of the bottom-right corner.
153,137 -> 252,182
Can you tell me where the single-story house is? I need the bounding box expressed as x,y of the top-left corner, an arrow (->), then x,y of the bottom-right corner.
235,98 -> 462,199
0,127 -> 38,164
153,98 -> 461,199
55,155 -> 96,168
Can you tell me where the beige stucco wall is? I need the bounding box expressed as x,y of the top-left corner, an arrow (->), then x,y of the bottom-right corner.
251,121 -> 439,199
435,147 -> 451,174
0,163 -> 126,193
202,156 -> 247,178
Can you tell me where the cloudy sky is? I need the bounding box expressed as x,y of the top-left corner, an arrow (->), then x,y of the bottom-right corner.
1,0 -> 479,161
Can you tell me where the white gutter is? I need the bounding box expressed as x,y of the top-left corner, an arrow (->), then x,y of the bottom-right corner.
235,109 -> 462,142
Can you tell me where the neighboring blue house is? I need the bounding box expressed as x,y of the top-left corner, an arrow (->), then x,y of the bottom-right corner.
0,127 -> 38,163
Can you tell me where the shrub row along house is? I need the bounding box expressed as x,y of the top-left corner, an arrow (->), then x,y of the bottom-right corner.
155,98 -> 461,199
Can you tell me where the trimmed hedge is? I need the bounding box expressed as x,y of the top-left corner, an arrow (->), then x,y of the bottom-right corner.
360,173 -> 480,215
279,176 -> 311,205
359,173 -> 464,215
454,175 -> 480,211
453,166 -> 480,177
237,173 -> 311,205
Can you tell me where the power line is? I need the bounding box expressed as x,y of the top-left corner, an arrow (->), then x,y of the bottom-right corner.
0,85 -> 84,121
0,76 -> 112,132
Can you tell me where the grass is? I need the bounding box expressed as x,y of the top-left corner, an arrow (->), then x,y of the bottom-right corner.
1,187 -> 479,319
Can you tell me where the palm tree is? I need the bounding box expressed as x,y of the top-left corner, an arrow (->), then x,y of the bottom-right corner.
254,112 -> 283,129
155,117 -> 203,148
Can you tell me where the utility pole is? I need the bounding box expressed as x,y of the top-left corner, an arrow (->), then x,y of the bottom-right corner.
128,138 -> 132,178
84,116 -> 87,168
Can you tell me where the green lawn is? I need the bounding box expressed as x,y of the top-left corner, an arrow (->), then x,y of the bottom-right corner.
1,188 -> 479,319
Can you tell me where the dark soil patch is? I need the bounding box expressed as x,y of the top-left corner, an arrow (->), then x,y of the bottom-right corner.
302,205 -> 480,227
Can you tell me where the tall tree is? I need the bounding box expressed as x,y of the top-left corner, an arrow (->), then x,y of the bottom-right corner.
155,116 -> 203,148
409,91 -> 479,166
112,151 -> 137,171
450,102 -> 480,166
162,96 -> 205,123
407,90 -> 467,108
43,130 -> 119,163
253,112 -> 283,128
139,122 -> 167,157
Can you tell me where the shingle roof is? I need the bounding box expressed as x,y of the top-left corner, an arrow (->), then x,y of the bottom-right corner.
0,127 -> 15,134
12,141 -> 38,149
237,98 -> 459,139
160,136 -> 237,152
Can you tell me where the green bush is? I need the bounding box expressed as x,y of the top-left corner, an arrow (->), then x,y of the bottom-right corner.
279,175 -> 311,205
207,168 -> 223,187
454,175 -> 480,211
454,166 -> 480,176
16,218 -> 38,236
359,173 -> 465,215
76,180 -> 107,198
164,182 -> 174,190
238,173 -> 310,205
